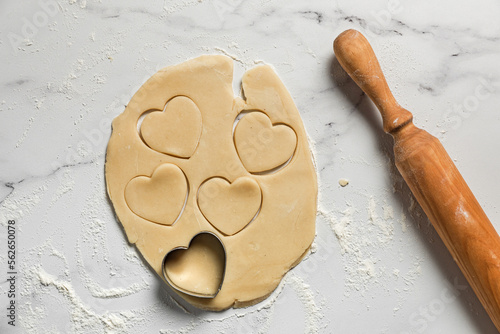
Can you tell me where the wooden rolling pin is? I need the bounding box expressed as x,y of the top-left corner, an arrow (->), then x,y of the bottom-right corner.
334,29 -> 500,331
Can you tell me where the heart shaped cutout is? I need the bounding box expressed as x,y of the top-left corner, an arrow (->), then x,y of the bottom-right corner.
234,112 -> 297,173
125,163 -> 187,225
140,96 -> 202,158
162,232 -> 226,298
198,176 -> 261,236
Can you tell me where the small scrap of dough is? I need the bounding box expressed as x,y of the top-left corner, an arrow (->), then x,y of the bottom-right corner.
339,178 -> 349,187
105,55 -> 317,310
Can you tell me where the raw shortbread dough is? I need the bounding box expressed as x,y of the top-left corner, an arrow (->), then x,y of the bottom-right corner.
234,112 -> 297,173
105,55 -> 317,310
140,96 -> 202,158
125,163 -> 187,225
198,176 -> 262,236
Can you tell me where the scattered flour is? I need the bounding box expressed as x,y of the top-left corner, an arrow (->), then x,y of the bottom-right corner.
48,169 -> 76,208
162,0 -> 204,14
15,116 -> 37,148
0,182 -> 48,227
323,193 -> 423,299
287,274 -> 324,333
17,239 -> 150,333
368,196 -> 395,244
157,271 -> 324,334
214,47 -> 244,64
327,204 -> 355,254
399,210 -> 408,233
34,266 -> 139,333
76,241 -> 150,299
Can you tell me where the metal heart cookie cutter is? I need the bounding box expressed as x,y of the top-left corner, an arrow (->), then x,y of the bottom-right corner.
161,231 -> 227,299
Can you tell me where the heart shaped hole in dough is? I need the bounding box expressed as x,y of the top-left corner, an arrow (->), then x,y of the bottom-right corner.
162,232 -> 226,299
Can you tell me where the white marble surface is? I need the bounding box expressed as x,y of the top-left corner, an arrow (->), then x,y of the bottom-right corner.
1,0 -> 500,333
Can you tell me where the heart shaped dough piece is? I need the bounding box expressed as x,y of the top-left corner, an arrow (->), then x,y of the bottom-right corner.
125,163 -> 187,225
198,177 -> 261,236
140,96 -> 202,158
234,112 -> 297,173
163,233 -> 226,298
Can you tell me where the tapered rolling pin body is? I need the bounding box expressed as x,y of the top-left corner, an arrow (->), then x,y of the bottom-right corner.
334,29 -> 500,331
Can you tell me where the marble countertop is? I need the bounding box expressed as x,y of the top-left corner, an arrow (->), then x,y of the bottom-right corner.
1,0 -> 500,333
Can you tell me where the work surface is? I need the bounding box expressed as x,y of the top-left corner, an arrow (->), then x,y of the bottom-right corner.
1,0 -> 500,333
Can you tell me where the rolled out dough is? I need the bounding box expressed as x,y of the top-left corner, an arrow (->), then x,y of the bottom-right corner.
105,55 -> 317,310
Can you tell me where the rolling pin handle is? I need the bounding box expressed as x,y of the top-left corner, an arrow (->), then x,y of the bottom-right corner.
333,29 -> 413,134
